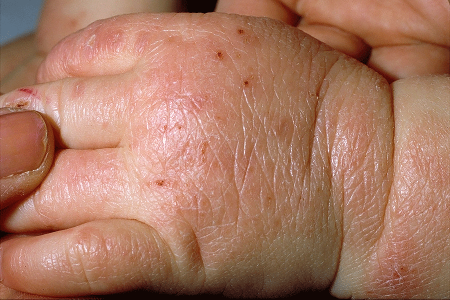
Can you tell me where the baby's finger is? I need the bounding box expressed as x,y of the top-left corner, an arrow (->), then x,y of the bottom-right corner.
36,15 -> 141,83
0,75 -> 132,149
36,13 -> 193,83
0,219 -> 188,297
0,148 -> 133,232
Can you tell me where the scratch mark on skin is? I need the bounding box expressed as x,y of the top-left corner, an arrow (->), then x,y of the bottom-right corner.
243,76 -> 255,89
14,100 -> 30,108
4,88 -> 39,109
18,88 -> 37,97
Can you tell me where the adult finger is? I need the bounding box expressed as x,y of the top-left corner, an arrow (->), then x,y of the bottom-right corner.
0,219 -> 191,297
368,44 -> 450,82
0,76 -> 132,149
283,0 -> 450,75
295,23 -> 371,62
215,0 -> 370,61
0,108 -> 54,209
0,147 -> 134,233
280,0 -> 371,61
215,0 -> 299,25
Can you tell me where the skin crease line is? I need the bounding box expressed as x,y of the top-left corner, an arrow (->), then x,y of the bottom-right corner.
0,0 -> 448,298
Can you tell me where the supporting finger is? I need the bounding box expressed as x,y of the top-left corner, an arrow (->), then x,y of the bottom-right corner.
0,219 -> 182,297
0,109 -> 54,209
217,0 -> 300,26
216,0 -> 370,61
368,44 -> 450,82
296,24 -> 371,62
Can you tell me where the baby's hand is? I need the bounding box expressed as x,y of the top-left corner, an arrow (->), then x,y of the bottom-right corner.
0,13 -> 448,298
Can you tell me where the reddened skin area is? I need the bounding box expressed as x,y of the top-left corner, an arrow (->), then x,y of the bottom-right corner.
0,13 -> 447,298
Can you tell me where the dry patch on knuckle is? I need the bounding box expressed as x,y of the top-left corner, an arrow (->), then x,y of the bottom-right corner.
78,23 -> 127,63
42,18 -> 133,79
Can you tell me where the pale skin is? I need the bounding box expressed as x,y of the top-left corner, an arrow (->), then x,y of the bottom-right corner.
0,1 -> 449,299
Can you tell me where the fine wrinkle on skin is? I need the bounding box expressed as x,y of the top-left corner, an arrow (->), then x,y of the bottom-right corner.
300,42 -> 343,281
137,15 -> 344,293
365,80 -> 450,297
325,57 -> 396,298
2,13 -> 428,297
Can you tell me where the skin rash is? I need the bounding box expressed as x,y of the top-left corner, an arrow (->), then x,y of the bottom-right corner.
0,13 -> 448,298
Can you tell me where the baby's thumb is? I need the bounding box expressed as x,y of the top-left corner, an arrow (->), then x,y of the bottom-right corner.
0,108 -> 54,209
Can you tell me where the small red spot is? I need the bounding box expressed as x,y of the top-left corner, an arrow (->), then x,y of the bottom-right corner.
155,179 -> 165,186
243,75 -> 254,88
69,18 -> 78,28
201,142 -> 208,155
18,88 -> 36,96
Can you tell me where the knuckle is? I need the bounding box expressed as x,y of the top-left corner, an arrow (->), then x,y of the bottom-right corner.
77,20 -> 127,60
66,225 -> 111,289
